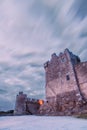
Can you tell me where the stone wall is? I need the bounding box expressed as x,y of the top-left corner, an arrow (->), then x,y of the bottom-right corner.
75,62 -> 87,100
44,49 -> 82,102
39,90 -> 87,116
26,99 -> 40,114
14,92 -> 40,115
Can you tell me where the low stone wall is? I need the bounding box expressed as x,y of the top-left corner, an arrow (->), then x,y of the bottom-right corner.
26,101 -> 40,114
39,90 -> 87,116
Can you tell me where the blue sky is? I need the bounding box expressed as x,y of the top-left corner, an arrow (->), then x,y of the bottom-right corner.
0,0 -> 87,110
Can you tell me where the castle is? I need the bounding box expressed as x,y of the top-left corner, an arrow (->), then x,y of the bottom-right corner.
14,92 -> 44,115
14,49 -> 87,115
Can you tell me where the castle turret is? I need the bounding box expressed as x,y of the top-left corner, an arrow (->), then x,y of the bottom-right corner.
14,92 -> 27,115
44,48 -> 84,114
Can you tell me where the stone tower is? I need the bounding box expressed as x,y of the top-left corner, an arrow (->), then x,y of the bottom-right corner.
14,92 -> 27,115
44,49 -> 84,104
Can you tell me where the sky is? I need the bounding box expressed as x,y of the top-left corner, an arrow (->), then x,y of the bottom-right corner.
0,0 -> 87,110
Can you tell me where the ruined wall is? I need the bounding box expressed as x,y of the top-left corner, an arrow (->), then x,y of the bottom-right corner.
75,62 -> 87,100
26,99 -> 40,114
14,92 -> 40,115
44,49 -> 82,103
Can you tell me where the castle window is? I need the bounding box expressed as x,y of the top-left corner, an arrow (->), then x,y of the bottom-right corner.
61,57 -> 66,63
66,75 -> 70,81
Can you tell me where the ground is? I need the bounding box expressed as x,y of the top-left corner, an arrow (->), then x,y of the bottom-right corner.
0,116 -> 87,130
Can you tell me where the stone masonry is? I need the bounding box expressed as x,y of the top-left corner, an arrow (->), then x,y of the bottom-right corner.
14,92 -> 40,115
39,49 -> 87,115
